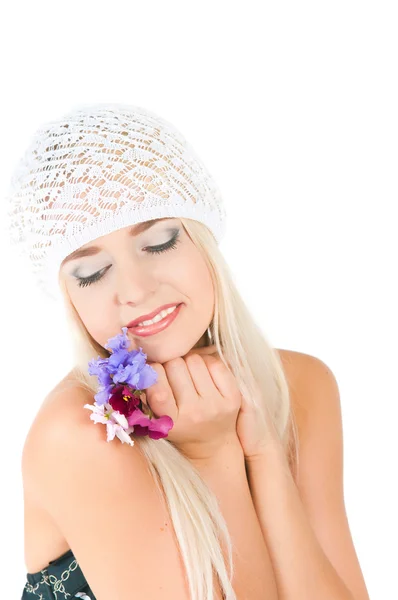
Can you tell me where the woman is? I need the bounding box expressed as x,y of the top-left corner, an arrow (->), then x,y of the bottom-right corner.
7,103 -> 368,600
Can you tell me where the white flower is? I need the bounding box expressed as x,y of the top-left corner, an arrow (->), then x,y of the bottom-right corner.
84,402 -> 135,446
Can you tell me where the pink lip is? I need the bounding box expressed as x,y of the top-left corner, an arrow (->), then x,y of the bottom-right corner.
127,303 -> 183,337
126,303 -> 183,328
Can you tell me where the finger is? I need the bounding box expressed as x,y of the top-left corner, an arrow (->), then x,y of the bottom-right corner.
184,346 -> 233,372
162,357 -> 200,407
200,354 -> 237,399
182,354 -> 221,399
144,362 -> 178,421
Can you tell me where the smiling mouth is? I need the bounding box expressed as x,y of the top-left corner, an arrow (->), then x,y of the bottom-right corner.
127,303 -> 183,337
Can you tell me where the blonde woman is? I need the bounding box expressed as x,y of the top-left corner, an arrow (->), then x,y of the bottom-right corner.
7,103 -> 369,600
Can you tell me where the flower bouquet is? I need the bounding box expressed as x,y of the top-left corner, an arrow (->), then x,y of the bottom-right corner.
84,327 -> 174,446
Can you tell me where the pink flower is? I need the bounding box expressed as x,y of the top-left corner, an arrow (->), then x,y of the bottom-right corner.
108,384 -> 141,418
126,407 -> 174,440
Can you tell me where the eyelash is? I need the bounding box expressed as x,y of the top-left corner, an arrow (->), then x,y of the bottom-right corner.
76,233 -> 181,288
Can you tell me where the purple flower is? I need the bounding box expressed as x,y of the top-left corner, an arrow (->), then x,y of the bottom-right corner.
88,327 -> 158,406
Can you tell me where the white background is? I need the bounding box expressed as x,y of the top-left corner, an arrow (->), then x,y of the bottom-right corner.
1,1 -> 396,598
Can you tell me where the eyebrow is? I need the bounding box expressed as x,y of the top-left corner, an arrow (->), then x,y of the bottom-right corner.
61,218 -> 167,266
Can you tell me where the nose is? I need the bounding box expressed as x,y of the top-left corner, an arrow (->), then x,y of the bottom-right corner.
115,259 -> 157,305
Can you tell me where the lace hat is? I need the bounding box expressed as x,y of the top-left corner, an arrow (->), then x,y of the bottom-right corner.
5,102 -> 227,303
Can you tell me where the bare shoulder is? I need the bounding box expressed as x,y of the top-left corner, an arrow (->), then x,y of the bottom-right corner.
275,347 -> 304,408
22,376 -> 191,599
274,348 -> 323,474
276,347 -> 309,378
276,347 -> 333,393
22,373 -> 99,481
276,347 -> 322,409
275,347 -> 339,452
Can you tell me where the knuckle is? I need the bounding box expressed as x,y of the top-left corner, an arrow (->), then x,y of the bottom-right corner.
207,405 -> 219,420
189,411 -> 203,424
151,390 -> 169,403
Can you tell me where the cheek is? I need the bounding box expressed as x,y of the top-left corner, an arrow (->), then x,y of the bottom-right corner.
177,251 -> 214,312
67,287 -> 113,346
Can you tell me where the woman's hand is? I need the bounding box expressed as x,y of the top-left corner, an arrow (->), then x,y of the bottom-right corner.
143,350 -> 242,461
235,379 -> 281,461
183,345 -> 281,461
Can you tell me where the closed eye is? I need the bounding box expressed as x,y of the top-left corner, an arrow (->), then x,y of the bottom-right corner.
75,232 -> 181,288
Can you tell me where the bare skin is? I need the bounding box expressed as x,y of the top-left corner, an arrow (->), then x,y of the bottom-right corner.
23,218 -> 217,574
23,217 -> 298,575
23,349 -> 297,575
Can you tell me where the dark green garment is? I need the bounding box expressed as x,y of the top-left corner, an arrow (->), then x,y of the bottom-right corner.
22,548 -> 95,600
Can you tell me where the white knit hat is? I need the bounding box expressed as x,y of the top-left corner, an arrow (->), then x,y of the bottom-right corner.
5,102 -> 227,303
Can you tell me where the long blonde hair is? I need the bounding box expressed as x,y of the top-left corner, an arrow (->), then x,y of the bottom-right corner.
58,218 -> 299,600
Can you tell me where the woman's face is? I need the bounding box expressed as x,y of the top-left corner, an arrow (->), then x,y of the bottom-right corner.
59,218 -> 215,363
